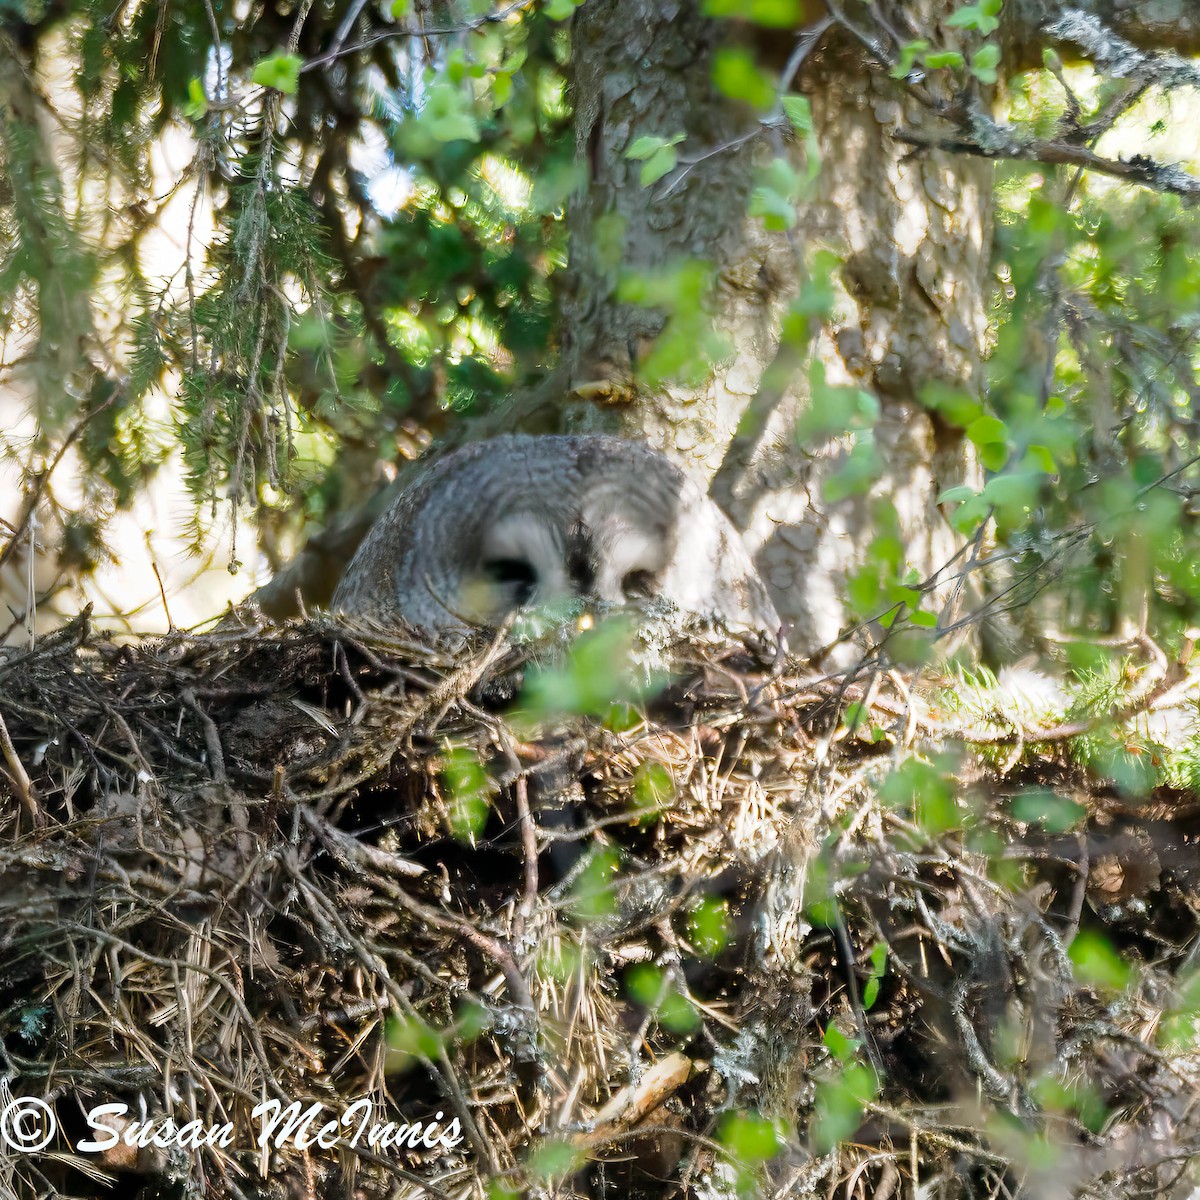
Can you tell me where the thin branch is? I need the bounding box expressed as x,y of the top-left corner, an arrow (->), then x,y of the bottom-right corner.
893,128 -> 1200,201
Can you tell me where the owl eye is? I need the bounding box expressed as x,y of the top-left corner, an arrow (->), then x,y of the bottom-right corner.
483,558 -> 538,607
621,569 -> 657,601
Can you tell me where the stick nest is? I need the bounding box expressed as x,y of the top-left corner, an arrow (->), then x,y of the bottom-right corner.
0,615 -> 1198,1200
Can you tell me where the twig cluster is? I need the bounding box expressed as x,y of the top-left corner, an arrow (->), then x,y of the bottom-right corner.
0,618 -> 1196,1198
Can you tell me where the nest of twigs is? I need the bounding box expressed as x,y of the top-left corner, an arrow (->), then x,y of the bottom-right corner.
0,614 -> 1198,1200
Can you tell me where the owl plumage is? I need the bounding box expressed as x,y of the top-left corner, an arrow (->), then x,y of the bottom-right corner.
332,434 -> 780,642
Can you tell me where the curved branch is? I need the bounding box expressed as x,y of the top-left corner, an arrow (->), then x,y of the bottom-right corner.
1007,1 -> 1200,67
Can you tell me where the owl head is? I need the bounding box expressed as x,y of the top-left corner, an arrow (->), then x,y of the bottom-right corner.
332,434 -> 780,644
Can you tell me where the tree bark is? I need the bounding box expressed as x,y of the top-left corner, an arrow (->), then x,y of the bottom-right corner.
1009,0 -> 1200,63
544,0 -> 991,656
257,0 -> 1200,641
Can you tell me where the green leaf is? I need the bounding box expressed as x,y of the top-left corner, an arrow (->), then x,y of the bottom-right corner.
688,897 -> 730,958
422,81 -> 481,143
749,185 -> 795,230
920,381 -> 983,428
1011,791 -> 1086,833
640,145 -> 677,187
493,71 -> 513,107
712,47 -> 776,109
184,76 -> 208,120
569,845 -> 621,922
625,133 -> 685,186
824,434 -> 883,503
544,0 -> 581,18
880,757 -> 961,836
750,155 -> 804,229
625,134 -> 680,159
889,39 -> 929,80
1025,444 -> 1056,474
659,991 -> 701,1033
983,471 -> 1039,516
627,963 -> 665,1006
812,1063 -> 878,1152
1069,931 -> 1134,992
979,442 -> 1008,471
250,51 -> 303,95
626,964 -> 699,1031
703,0 -> 803,26
937,484 -> 976,504
718,1112 -> 781,1163
520,618 -> 664,720
782,94 -> 812,133
633,760 -> 675,817
863,942 -> 887,1010
966,414 -> 1007,446
797,363 -> 880,442
387,1014 -> 444,1064
925,51 -> 965,70
823,1023 -> 860,1062
443,745 -> 494,841
970,42 -> 1002,84
528,1140 -> 582,1179
947,0 -> 1003,36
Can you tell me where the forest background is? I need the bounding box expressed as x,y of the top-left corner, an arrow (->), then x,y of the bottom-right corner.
2,1 -> 1200,1198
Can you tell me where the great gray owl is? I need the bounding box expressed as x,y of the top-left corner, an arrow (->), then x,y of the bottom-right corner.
332,434 -> 780,641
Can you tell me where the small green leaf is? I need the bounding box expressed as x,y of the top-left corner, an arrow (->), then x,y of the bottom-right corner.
863,942 -> 887,1009
712,47 -> 775,109
184,76 -> 208,119
925,50 -> 965,70
823,1023 -> 860,1062
528,1140 -> 582,1179
824,435 -> 883,502
688,897 -> 731,957
569,845 -> 621,922
387,1014 -> 444,1064
250,51 -> 303,95
937,484 -> 976,504
633,760 -> 675,817
889,39 -> 929,80
1025,444 -> 1056,474
947,0 -> 1003,36
966,414 -> 1007,446
1011,791 -> 1086,833
812,1063 -> 878,1152
422,81 -> 481,143
640,145 -> 677,187
718,1111 -> 781,1163
659,991 -> 700,1033
970,42 -> 1002,84
625,133 -> 685,187
624,134 -> 681,159
749,185 -> 795,230
493,71 -> 513,107
443,745 -> 494,841
782,94 -> 813,132
390,0 -> 411,15
544,0 -> 580,18
627,963 -> 665,1006
703,0 -> 802,26
1069,931 -> 1133,992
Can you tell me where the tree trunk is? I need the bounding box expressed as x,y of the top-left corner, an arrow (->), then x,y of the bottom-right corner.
257,0 -> 1200,635
543,0 -> 992,657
